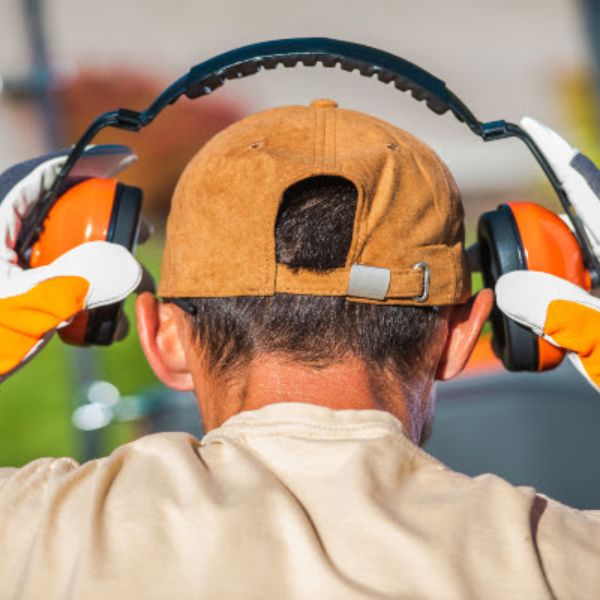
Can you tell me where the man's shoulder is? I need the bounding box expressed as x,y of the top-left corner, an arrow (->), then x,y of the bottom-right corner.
0,456 -> 79,494
0,432 -> 200,497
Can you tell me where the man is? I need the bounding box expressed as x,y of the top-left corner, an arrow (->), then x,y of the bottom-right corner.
1,100 -> 599,599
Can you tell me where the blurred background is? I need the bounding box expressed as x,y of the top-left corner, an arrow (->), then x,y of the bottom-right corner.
1,0 -> 600,508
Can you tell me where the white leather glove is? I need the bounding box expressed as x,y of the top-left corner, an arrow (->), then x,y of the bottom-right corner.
0,146 -> 141,379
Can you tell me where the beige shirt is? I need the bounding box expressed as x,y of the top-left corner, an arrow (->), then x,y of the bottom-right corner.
1,402 -> 599,599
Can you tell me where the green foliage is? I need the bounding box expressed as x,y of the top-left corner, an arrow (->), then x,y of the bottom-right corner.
0,238 -> 162,467
0,337 -> 75,466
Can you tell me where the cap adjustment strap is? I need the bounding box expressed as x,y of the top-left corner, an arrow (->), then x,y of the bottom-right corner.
275,263 -> 430,301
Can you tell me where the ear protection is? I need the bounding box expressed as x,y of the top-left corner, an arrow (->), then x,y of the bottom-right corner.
478,202 -> 592,371
27,177 -> 142,345
15,37 -> 600,368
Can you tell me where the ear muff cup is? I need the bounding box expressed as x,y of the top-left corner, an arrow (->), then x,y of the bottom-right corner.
478,201 -> 591,372
29,177 -> 142,346
478,204 -> 538,371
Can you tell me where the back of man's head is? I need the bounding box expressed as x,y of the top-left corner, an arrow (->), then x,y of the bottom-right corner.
137,100 -> 492,441
184,175 -> 442,383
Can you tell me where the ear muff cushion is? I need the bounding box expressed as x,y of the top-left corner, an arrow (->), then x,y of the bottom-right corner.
84,183 -> 142,346
477,204 -> 539,371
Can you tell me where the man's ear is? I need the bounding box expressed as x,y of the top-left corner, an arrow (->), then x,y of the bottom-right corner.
135,292 -> 194,391
435,288 -> 494,381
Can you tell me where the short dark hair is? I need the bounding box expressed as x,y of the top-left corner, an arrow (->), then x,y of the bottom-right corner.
184,176 -> 442,379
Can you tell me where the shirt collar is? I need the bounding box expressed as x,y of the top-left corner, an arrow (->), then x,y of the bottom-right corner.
203,402 -> 405,443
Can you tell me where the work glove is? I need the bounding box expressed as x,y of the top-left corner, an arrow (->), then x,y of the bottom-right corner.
496,117 -> 600,391
0,146 -> 141,380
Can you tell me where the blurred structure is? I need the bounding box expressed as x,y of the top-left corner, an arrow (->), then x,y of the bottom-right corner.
1,3 -> 243,222
54,71 -> 242,221
431,362 -> 600,510
0,0 -> 242,462
581,0 -> 600,108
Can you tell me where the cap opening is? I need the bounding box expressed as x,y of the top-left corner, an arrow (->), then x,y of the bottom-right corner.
275,175 -> 358,272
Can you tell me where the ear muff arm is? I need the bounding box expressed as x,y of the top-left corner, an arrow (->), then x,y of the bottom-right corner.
181,38 -> 469,118
20,37 -> 598,281
482,121 -> 600,284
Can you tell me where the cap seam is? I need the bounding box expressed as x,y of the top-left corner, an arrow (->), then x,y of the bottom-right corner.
316,110 -> 327,169
333,108 -> 338,169
312,106 -> 317,167
446,252 -> 457,304
412,152 -> 444,232
349,176 -> 370,266
162,239 -> 458,268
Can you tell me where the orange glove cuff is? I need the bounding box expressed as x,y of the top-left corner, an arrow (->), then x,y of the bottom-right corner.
545,299 -> 600,386
0,276 -> 89,374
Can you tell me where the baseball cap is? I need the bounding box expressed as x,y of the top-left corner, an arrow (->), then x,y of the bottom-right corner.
158,99 -> 471,306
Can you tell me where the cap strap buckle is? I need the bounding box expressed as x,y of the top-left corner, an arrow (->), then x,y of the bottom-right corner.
412,262 -> 431,302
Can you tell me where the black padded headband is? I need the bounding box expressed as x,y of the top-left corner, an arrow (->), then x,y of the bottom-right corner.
16,37 -> 600,281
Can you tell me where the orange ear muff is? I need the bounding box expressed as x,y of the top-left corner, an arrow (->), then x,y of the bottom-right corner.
478,202 -> 591,372
508,202 -> 591,370
28,177 -> 142,346
29,178 -> 118,268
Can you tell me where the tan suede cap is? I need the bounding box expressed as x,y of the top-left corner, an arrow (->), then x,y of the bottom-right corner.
159,99 -> 471,305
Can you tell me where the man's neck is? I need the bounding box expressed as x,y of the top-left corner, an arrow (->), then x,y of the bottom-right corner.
195,355 -> 414,434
